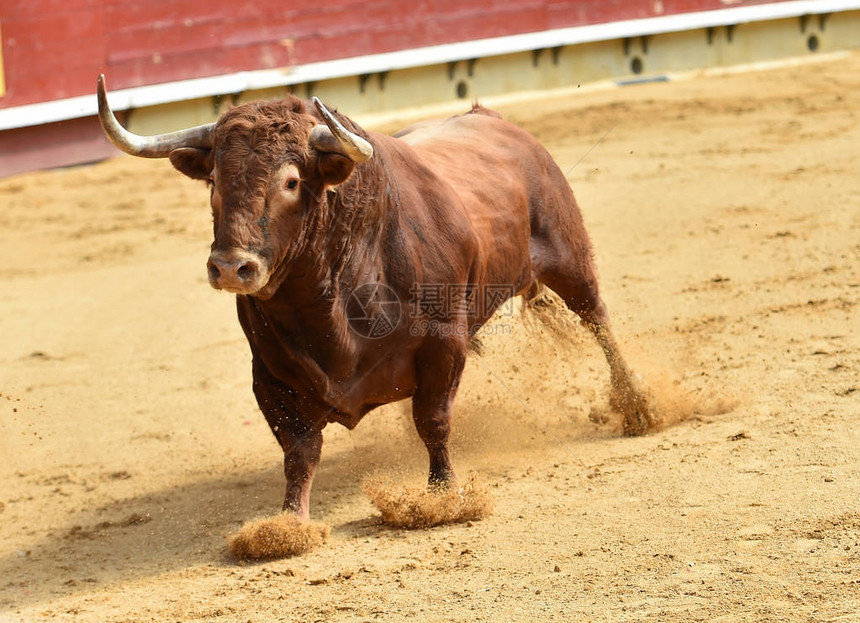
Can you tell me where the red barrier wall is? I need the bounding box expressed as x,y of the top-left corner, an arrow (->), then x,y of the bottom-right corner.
0,0 -> 791,110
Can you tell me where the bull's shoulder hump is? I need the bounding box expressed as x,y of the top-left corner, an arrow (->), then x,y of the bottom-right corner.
394,112 -> 523,148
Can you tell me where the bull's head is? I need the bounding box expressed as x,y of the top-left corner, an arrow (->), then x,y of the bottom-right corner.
97,75 -> 373,299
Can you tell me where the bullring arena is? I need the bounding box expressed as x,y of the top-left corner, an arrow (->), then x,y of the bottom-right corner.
2,20 -> 860,623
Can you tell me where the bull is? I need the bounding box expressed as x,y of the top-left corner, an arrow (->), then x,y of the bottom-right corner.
96,75 -> 654,521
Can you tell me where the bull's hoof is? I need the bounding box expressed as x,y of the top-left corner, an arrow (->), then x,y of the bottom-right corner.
427,470 -> 457,491
621,400 -> 655,436
610,378 -> 657,436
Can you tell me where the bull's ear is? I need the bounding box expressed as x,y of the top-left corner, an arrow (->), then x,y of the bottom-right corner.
168,147 -> 213,180
317,153 -> 355,188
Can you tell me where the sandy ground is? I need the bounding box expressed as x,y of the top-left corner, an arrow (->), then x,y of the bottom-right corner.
1,52 -> 858,622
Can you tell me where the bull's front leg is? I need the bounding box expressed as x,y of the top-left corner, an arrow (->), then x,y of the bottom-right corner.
412,335 -> 468,488
252,360 -> 324,520
280,430 -> 323,519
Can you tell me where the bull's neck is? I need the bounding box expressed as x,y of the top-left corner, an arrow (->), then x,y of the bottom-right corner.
254,152 -> 395,355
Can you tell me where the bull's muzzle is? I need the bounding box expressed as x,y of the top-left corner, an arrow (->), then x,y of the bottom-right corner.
207,249 -> 269,295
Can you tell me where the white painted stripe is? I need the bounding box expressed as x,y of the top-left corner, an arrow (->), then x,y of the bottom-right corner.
0,0 -> 857,131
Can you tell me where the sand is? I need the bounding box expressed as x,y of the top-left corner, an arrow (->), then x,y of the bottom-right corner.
1,51 -> 858,622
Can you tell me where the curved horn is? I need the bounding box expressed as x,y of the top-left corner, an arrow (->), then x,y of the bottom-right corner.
97,74 -> 215,158
309,96 -> 373,163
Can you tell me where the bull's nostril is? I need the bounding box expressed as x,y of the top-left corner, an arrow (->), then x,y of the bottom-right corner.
208,261 -> 221,282
237,263 -> 255,281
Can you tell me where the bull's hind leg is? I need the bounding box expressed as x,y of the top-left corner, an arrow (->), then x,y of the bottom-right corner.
412,335 -> 468,487
541,268 -> 655,436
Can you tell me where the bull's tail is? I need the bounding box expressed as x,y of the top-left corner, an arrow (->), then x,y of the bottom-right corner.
468,334 -> 484,356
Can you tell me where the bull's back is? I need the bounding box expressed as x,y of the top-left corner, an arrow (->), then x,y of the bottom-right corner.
395,111 -> 570,298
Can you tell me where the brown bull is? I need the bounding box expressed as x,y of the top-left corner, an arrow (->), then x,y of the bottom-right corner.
97,75 -> 654,520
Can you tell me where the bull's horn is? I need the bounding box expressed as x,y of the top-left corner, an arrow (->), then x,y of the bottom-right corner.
97,74 -> 215,158
309,97 -> 373,163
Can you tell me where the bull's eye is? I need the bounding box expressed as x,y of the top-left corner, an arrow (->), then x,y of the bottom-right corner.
286,178 -> 299,190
